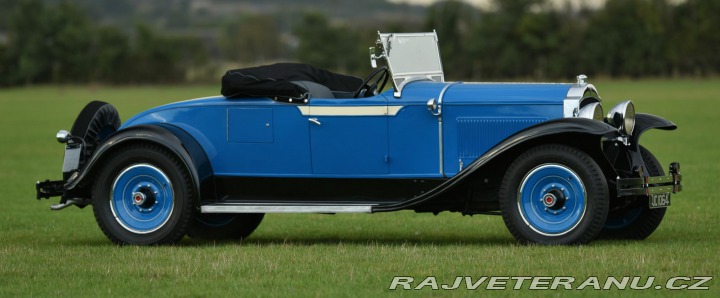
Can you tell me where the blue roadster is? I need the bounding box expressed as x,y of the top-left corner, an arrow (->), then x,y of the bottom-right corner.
36,31 -> 682,245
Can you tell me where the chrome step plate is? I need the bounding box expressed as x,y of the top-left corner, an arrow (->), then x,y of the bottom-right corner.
200,203 -> 375,213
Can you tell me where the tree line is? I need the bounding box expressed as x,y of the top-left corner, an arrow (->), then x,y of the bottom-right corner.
1,0 -> 718,86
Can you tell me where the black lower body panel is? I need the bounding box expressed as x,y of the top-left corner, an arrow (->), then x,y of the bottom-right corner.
211,176 -> 445,204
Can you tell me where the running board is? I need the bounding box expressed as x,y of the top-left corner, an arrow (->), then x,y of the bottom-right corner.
200,202 -> 375,213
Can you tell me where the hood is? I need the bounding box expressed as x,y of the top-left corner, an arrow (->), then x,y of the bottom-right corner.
401,81 -> 573,105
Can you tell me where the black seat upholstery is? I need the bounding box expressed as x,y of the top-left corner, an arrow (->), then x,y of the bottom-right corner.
291,81 -> 335,99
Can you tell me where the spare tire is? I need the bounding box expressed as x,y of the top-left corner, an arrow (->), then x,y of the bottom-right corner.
71,101 -> 121,167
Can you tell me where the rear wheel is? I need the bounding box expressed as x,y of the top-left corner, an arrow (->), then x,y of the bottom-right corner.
499,144 -> 609,245
599,146 -> 667,240
188,213 -> 264,241
92,144 -> 194,245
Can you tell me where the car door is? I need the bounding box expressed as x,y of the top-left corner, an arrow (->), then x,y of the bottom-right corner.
302,96 -> 389,175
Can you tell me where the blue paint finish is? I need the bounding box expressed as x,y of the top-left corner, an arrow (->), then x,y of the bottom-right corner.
122,97 -> 312,176
117,81 -> 571,179
456,117 -> 547,159
440,82 -> 569,176
442,83 -> 572,105
387,82 -> 447,176
308,97 -> 389,175
111,164 -> 174,233
518,164 -> 586,235
228,108 -> 274,143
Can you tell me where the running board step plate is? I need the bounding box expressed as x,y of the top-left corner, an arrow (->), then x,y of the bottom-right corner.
201,202 -> 375,213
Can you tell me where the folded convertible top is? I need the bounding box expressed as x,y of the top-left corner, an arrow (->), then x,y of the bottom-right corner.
221,63 -> 363,102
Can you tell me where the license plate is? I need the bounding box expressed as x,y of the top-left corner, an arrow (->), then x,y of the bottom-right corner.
62,146 -> 82,172
649,193 -> 671,209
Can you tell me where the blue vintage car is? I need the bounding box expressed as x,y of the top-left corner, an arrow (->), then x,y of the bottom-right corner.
36,32 -> 682,245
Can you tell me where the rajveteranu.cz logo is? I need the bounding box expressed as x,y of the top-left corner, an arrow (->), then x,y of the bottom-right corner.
389,276 -> 713,290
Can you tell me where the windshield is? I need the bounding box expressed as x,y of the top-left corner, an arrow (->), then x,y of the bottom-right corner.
374,31 -> 445,97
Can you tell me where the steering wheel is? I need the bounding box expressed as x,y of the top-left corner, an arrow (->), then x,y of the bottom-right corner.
354,66 -> 389,98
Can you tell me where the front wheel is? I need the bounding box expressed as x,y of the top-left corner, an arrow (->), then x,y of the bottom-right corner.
92,144 -> 194,245
599,146 -> 667,240
499,144 -> 609,245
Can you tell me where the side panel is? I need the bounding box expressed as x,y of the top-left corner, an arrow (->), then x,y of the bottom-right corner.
387,82 -> 448,177
373,118 -> 618,212
307,98 -> 389,175
224,104 -> 311,175
453,116 -> 550,168
441,84 -> 569,176
124,100 -> 313,176
228,108 -> 274,143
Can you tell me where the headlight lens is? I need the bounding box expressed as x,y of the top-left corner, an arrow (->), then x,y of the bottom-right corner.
606,100 -> 635,135
56,130 -> 71,143
578,102 -> 604,121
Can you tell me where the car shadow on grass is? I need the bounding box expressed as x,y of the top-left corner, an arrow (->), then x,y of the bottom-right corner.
181,233 -> 517,247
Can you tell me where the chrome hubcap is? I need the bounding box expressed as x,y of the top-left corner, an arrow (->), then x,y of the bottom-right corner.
543,193 -> 557,208
132,192 -> 147,205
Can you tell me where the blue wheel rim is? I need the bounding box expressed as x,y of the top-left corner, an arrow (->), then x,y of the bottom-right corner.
517,164 -> 587,236
110,164 -> 174,234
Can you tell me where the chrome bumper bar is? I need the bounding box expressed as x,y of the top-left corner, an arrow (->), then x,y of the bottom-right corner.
616,162 -> 682,197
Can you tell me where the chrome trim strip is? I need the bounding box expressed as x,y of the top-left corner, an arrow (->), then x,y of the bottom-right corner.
438,121 -> 444,174
437,82 -> 460,114
201,204 -> 374,213
296,106 -> 404,116
437,82 -> 461,176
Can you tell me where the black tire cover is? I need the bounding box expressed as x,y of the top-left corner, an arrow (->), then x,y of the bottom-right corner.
71,101 -> 121,163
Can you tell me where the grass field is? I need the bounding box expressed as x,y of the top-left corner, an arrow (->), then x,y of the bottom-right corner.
0,79 -> 718,296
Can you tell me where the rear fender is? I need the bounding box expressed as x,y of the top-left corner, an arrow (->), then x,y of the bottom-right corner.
65,124 -> 214,207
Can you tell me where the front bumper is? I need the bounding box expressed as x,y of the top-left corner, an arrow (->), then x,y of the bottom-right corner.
36,179 -> 65,199
35,134 -> 87,210
616,162 -> 682,197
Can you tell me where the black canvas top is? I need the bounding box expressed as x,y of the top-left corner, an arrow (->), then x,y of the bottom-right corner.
221,63 -> 363,102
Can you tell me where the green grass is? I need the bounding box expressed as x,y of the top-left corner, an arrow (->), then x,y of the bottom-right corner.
0,80 -> 718,297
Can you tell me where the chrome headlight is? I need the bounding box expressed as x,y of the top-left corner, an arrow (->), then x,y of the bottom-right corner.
606,100 -> 635,135
56,130 -> 71,143
578,102 -> 604,121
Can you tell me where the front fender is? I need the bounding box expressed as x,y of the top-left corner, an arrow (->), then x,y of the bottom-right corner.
630,113 -> 677,145
65,124 -> 214,206
605,113 -> 677,179
375,118 -> 617,212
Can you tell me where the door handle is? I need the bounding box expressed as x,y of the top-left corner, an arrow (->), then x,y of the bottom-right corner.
308,118 -> 321,125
